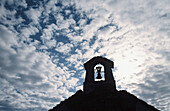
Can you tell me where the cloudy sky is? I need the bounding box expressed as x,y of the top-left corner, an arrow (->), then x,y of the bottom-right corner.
0,0 -> 170,110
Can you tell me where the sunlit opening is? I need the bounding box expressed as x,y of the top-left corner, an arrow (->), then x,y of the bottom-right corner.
94,64 -> 105,81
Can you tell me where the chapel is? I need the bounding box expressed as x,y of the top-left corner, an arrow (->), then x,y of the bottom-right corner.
49,56 -> 159,111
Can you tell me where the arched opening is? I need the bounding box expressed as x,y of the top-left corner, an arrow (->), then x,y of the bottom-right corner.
94,64 -> 105,81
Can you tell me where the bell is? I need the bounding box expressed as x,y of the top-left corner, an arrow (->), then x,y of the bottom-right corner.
96,66 -> 102,79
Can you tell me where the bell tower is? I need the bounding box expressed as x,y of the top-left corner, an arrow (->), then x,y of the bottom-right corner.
83,56 -> 116,93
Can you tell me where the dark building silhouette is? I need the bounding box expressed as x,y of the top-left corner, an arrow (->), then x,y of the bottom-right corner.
49,56 -> 159,111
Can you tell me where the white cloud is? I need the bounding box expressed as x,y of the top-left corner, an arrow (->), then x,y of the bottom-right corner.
3,0 -> 27,8
20,25 -> 39,38
40,24 -> 58,48
0,25 -> 17,45
0,4 -> 24,26
25,7 -> 43,24
55,42 -> 73,54
54,13 -> 76,29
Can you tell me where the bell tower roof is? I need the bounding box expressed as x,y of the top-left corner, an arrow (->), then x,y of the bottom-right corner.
84,56 -> 114,69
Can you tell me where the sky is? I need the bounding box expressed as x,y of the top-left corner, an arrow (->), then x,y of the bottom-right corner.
0,0 -> 170,111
